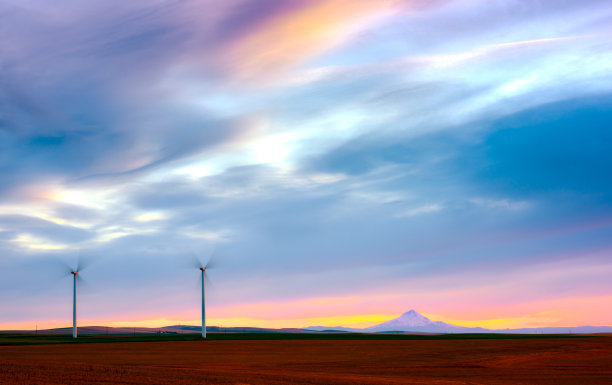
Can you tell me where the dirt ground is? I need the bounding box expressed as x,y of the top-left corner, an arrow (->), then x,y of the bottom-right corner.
1,336 -> 611,384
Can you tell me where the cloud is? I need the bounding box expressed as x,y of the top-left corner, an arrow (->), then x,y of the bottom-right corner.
396,204 -> 443,218
1,0 -> 612,328
222,0 -> 397,82
0,215 -> 93,245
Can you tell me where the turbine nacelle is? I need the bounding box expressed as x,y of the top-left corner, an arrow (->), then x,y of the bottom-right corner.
71,270 -> 78,276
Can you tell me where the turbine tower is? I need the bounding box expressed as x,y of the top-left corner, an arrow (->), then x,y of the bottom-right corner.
71,269 -> 78,338
200,266 -> 206,339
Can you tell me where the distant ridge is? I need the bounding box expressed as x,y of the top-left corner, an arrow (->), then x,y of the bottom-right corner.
307,310 -> 612,334
0,325 -> 318,335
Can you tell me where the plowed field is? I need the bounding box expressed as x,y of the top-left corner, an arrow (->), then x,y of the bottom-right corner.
1,336 -> 611,384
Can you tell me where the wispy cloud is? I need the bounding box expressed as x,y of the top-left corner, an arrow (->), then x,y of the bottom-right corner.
1,0 -> 612,329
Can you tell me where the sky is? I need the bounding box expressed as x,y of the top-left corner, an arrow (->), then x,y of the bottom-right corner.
1,0 -> 612,331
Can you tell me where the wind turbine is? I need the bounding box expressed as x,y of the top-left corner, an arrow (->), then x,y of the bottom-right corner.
63,255 -> 90,339
190,249 -> 217,339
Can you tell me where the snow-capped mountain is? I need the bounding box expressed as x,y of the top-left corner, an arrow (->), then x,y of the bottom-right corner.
366,310 -> 441,330
364,310 -> 477,333
307,310 -> 476,333
307,310 -> 612,334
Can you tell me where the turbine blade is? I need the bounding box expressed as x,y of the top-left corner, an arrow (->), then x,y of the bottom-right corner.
204,270 -> 216,292
76,275 -> 91,291
76,250 -> 94,272
42,257 -> 74,278
204,246 -> 220,270
181,249 -> 203,270
194,268 -> 203,290
191,251 -> 204,269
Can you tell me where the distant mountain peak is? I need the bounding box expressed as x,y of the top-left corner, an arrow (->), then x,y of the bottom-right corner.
401,309 -> 424,317
366,309 -> 438,330
397,310 -> 433,323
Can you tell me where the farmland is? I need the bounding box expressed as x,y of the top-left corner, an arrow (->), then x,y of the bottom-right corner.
0,333 -> 611,384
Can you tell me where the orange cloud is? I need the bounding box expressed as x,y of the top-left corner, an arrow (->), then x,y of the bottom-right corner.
226,0 -> 395,82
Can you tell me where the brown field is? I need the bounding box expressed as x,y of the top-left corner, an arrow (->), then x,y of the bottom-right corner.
1,336 -> 612,384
